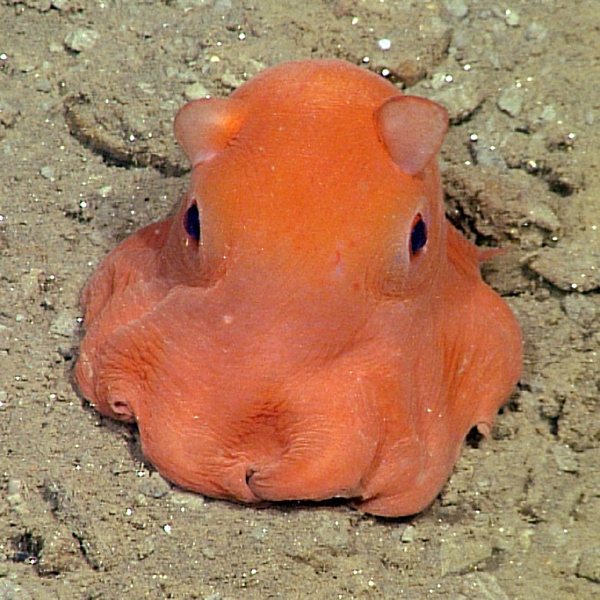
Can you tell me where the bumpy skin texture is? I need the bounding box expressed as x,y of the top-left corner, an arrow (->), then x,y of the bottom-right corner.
75,60 -> 522,517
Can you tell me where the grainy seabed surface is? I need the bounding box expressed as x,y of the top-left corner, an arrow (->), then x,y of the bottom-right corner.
0,1 -> 599,598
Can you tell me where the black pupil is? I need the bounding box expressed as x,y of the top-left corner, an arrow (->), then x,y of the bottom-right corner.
410,215 -> 427,255
184,203 -> 201,242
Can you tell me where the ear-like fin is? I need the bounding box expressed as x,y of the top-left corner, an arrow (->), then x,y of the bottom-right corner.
375,96 -> 448,175
174,98 -> 245,167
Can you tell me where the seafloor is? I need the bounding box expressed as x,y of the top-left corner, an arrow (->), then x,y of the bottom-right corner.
0,1 -> 598,598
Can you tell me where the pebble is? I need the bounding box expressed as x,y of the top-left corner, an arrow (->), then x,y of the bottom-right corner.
249,524 -> 268,541
391,59 -> 426,86
49,312 -> 77,338
430,82 -> 485,124
169,489 -> 206,510
6,478 -> 27,515
138,474 -> 171,499
40,165 -> 55,180
0,100 -> 20,128
497,86 -> 524,117
184,82 -> 210,101
35,78 -> 52,93
504,9 -> 520,27
64,29 -> 99,53
470,141 -> 506,170
220,72 -> 243,89
551,444 -> 579,473
7,479 -> 22,496
314,517 -> 351,551
539,104 -> 556,122
444,0 -> 469,19
401,524 -> 416,543
525,22 -> 547,41
440,535 -> 493,575
136,536 -> 156,561
524,203 -> 560,232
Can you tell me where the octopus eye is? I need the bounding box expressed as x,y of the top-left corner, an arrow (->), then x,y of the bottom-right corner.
184,202 -> 201,243
410,214 -> 427,256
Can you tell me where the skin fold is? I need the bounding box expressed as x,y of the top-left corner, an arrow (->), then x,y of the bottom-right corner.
75,59 -> 522,517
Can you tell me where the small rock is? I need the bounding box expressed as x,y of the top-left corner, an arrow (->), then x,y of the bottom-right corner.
7,479 -> 22,496
17,61 -> 36,73
220,71 -> 243,89
314,516 -> 351,552
401,524 -> 416,543
136,536 -> 155,560
430,81 -> 485,124
64,29 -> 99,53
525,22 -> 547,41
6,479 -> 27,515
497,87 -> 524,117
40,166 -> 55,180
0,100 -> 20,128
523,203 -> 560,232
137,82 -> 156,95
471,142 -> 507,169
504,9 -> 520,27
539,104 -> 556,122
391,59 -> 427,86
138,474 -> 171,499
577,546 -> 600,582
249,524 -> 268,541
551,444 -> 579,473
440,536 -> 493,576
49,312 -> 77,338
169,489 -> 206,510
35,78 -> 52,93
444,0 -> 469,19
184,82 -> 210,101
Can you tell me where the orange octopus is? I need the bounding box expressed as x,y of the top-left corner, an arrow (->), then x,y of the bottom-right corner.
75,60 -> 522,516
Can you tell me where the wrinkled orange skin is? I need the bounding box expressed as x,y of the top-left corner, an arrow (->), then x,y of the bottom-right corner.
75,60 -> 522,516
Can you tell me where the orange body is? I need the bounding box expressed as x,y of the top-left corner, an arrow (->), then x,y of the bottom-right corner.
75,60 -> 522,516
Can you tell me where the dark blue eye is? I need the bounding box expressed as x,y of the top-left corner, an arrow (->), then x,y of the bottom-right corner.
184,202 -> 201,243
410,215 -> 427,256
